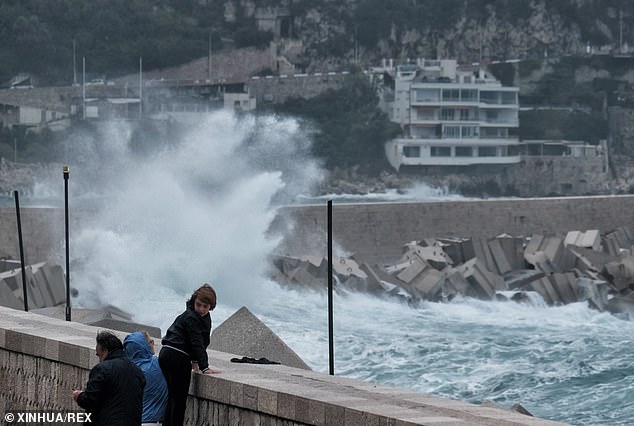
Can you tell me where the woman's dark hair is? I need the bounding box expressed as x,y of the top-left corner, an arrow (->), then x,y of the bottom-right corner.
186,283 -> 217,310
96,331 -> 123,352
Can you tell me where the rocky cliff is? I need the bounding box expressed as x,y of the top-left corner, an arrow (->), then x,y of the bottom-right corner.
234,0 -> 633,72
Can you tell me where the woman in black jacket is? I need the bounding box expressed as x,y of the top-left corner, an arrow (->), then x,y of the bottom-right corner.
159,283 -> 221,426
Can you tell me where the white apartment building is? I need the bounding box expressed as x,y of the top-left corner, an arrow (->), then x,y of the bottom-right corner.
377,59 -> 520,169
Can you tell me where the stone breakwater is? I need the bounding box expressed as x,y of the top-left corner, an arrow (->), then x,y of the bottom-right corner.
269,196 -> 634,265
2,196 -> 634,313
270,227 -> 634,319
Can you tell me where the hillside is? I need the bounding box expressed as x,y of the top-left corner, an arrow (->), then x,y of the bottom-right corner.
2,1 -> 634,85
3,1 -> 634,198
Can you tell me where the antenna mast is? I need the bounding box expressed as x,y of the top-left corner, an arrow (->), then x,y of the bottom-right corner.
620,9 -> 624,52
208,31 -> 212,82
72,39 -> 77,86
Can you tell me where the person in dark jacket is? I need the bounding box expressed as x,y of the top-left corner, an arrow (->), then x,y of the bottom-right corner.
72,331 -> 146,426
159,283 -> 221,426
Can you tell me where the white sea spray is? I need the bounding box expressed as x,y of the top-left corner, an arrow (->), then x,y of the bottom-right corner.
30,110 -> 634,426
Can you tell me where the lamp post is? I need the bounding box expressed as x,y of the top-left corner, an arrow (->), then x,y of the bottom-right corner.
63,166 -> 71,321
327,200 -> 334,375
13,190 -> 28,311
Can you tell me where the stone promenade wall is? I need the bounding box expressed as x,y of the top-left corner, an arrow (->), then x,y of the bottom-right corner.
269,195 -> 634,263
0,306 -> 564,425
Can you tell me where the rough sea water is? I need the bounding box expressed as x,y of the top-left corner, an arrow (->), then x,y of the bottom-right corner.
38,111 -> 634,426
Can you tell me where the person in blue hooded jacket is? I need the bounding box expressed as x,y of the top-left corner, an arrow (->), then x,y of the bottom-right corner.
124,331 -> 168,425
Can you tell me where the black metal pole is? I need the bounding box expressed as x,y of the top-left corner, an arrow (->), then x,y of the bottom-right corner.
64,166 -> 71,321
327,200 -> 334,375
14,190 -> 28,311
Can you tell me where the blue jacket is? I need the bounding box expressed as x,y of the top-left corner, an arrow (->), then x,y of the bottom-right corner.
124,332 -> 168,423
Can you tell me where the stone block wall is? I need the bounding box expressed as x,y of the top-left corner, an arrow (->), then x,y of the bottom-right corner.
0,348 -> 89,412
608,106 -> 634,156
0,326 -> 92,415
248,73 -> 349,105
509,155 -> 608,196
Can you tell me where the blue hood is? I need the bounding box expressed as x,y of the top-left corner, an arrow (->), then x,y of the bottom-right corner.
124,332 -> 168,422
124,332 -> 153,367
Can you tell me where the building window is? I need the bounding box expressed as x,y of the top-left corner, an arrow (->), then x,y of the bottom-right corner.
441,108 -> 455,120
502,92 -> 517,104
415,88 -> 440,102
485,110 -> 499,122
480,91 -> 498,104
461,126 -> 479,138
481,127 -> 507,138
461,89 -> 477,102
403,146 -> 421,157
431,146 -> 451,157
478,146 -> 497,156
416,108 -> 436,120
412,126 -> 438,139
442,89 -> 460,102
460,109 -> 475,121
455,146 -> 473,157
443,126 -> 460,138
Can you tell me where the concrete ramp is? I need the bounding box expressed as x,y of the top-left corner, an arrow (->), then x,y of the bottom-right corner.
31,305 -> 162,338
210,306 -> 310,370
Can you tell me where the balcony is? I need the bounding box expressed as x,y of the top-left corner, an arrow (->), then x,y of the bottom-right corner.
385,138 -> 522,169
480,118 -> 519,126
398,154 -> 521,166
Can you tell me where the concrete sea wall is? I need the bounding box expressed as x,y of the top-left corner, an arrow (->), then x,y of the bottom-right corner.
0,305 -> 566,425
2,195 -> 634,264
270,195 -> 634,263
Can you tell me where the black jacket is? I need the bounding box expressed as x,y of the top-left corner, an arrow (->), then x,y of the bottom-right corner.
161,307 -> 212,370
77,348 -> 146,426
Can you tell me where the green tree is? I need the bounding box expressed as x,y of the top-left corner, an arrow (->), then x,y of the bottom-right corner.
274,74 -> 401,171
519,110 -> 607,143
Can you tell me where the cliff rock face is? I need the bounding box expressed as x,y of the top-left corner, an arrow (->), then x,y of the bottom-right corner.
227,0 -> 629,71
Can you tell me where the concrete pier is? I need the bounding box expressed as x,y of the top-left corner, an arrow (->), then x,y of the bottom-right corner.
0,306 -> 567,425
